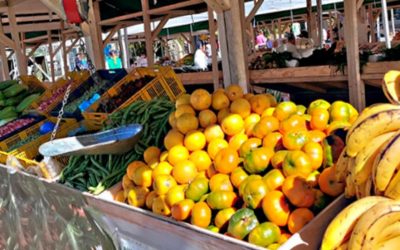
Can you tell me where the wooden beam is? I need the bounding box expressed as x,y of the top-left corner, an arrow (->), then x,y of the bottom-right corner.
344,0 -> 365,110
0,33 -> 15,50
27,42 -> 42,58
204,0 -> 231,12
88,0 -> 105,69
151,15 -> 170,41
1,15 -> 60,24
142,0 -> 154,66
0,19 -> 9,80
287,83 -> 327,93
208,7 -> 219,90
357,0 -> 364,10
65,38 -> 79,54
245,0 -> 264,23
103,25 -> 122,49
306,0 -> 313,36
8,6 -> 26,75
61,22 -> 68,74
2,22 -> 62,33
47,30 -> 55,82
317,0 -> 324,47
7,51 -> 14,60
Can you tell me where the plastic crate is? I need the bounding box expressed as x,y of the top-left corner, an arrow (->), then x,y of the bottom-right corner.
6,118 -> 79,160
0,151 -> 40,169
82,68 -> 185,130
66,70 -> 90,83
19,75 -> 47,93
51,69 -> 127,119
0,114 -> 46,142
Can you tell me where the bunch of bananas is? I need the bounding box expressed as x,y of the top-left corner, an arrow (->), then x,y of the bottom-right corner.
335,70 -> 400,200
321,196 -> 400,250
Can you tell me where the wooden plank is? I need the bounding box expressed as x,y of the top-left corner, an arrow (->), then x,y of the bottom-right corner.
249,66 -> 341,79
8,6 -> 27,75
65,37 -> 79,54
47,30 -> 54,82
320,81 -> 348,89
286,83 -> 327,93
26,42 -> 41,58
317,0 -> 323,47
88,1 -> 105,69
178,71 -> 223,85
2,22 -> 62,33
202,0 -> 231,13
251,75 -> 348,84
0,17 -> 10,80
363,61 -> 400,74
103,25 -> 122,49
61,22 -> 68,74
208,7 -> 219,90
142,0 -> 154,66
151,15 -> 170,41
306,0 -> 312,36
344,0 -> 365,110
245,0 -> 264,23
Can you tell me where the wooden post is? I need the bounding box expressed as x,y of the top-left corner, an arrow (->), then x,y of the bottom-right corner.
368,4 -> 377,42
61,22 -> 68,74
47,30 -> 55,82
381,0 -> 391,48
0,19 -> 10,80
124,28 -> 131,68
391,8 -> 396,35
8,6 -> 27,75
306,0 -> 313,36
317,0 -> 324,47
142,0 -> 154,66
87,1 -> 105,69
117,29 -> 126,68
278,19 -> 282,39
208,7 -> 219,91
344,0 -> 366,111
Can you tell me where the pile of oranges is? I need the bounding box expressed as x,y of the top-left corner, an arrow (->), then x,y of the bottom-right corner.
114,85 -> 358,249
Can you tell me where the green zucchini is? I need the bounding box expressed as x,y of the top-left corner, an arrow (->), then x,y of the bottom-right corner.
0,80 -> 18,91
0,106 -> 17,120
4,84 -> 28,98
4,91 -> 28,106
16,93 -> 40,112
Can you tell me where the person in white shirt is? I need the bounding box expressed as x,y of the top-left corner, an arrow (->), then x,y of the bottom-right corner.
194,44 -> 208,70
136,52 -> 148,67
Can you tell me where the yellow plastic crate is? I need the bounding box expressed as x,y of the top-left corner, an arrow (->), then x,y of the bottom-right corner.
19,75 -> 47,92
0,151 -> 40,169
82,67 -> 185,130
66,70 -> 90,83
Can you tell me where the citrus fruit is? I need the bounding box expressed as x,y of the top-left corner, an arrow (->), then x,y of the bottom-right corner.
176,113 -> 199,134
310,108 -> 330,131
199,109 -> 217,128
206,190 -> 238,209
273,101 -> 297,121
252,116 -> 280,139
228,133 -> 248,152
133,165 -> 153,187
248,222 -> 281,247
204,124 -> 224,143
184,130 -> 206,151
127,186 -> 149,207
250,94 -> 272,115
230,98 -> 251,118
190,89 -> 212,111
185,177 -> 209,201
279,114 -> 307,134
167,145 -> 189,166
166,184 -> 186,206
262,190 -> 290,226
230,167 -> 249,188
143,146 -> 161,164
189,150 -> 212,171
263,169 -> 285,191
207,138 -> 229,160
244,113 -> 261,135
227,208 -> 259,240
212,91 -> 230,110
226,84 -> 244,101
262,132 -> 283,150
145,190 -> 158,209
214,147 -> 240,174
270,150 -> 289,168
152,161 -> 173,179
282,150 -> 313,177
164,129 -> 184,150
175,93 -> 191,108
265,93 -> 277,107
153,174 -> 177,195
239,137 -> 262,157
215,207 -> 236,229
191,202 -> 212,228
243,179 -> 268,209
114,190 -> 126,203
282,175 -> 315,208
244,93 -> 254,101
261,107 -> 276,117
172,160 -> 198,184
152,195 -> 171,216
210,173 -> 234,192
217,108 -> 231,124
127,160 -> 146,180
221,114 -> 244,136
287,208 -> 314,234
244,147 -> 274,174
122,174 -> 134,190
175,104 -> 196,118
171,199 -> 195,221
159,151 -> 168,161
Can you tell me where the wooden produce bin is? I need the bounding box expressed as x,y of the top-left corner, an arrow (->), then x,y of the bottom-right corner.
95,183 -> 351,250
177,71 -> 223,85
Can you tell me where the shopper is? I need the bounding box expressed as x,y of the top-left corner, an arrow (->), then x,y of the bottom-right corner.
194,43 -> 208,71
255,30 -> 267,48
107,50 -> 122,69
137,52 -> 148,67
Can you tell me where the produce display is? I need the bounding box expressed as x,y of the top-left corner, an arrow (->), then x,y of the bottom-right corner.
59,98 -> 174,194
111,85 -> 358,248
0,117 -> 41,140
36,84 -> 70,113
97,75 -> 155,113
7,132 -> 42,152
322,196 -> 400,250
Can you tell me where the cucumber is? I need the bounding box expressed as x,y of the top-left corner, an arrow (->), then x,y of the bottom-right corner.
0,91 -> 4,101
4,91 -> 28,106
0,80 -> 18,91
4,84 -> 28,98
0,106 -> 17,119
16,93 -> 40,112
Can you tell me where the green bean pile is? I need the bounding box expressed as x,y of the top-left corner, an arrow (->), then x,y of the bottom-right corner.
59,98 -> 175,194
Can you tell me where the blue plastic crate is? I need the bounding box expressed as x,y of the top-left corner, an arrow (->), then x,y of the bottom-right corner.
0,114 -> 46,142
51,69 -> 127,120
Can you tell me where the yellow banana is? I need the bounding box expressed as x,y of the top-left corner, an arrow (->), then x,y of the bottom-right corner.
336,241 -> 348,250
375,235 -> 400,250
367,217 -> 400,248
346,108 -> 400,157
335,148 -> 351,183
373,131 -> 400,192
363,176 -> 372,197
348,200 -> 400,250
382,70 -> 400,105
352,132 -> 396,185
345,169 -> 356,199
384,167 -> 400,200
346,103 -> 400,143
321,196 -> 390,250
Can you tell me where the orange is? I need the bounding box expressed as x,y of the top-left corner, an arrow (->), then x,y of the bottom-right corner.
273,101 -> 297,121
175,93 -> 191,108
221,114 -> 244,136
199,109 -> 217,128
171,199 -> 195,221
127,186 -> 149,207
204,124 -> 225,143
261,107 -> 276,117
226,84 -> 244,101
302,141 -> 323,170
230,98 -> 251,118
252,116 -> 279,139
167,145 -> 189,166
164,129 -> 184,150
214,207 -> 236,229
279,232 -> 292,244
287,208 -> 314,234
153,174 -> 177,195
244,93 -> 254,101
145,190 -> 158,209
244,113 -> 261,135
282,175 -> 315,208
212,91 -> 230,110
175,104 -> 196,118
184,130 -> 206,151
309,108 -> 330,131
250,94 -> 272,115
206,190 -> 238,209
308,130 -> 327,143
244,147 -> 274,174
230,167 -> 249,188
185,177 -> 209,201
133,164 -> 153,187
176,113 -> 199,134
143,146 -> 161,164
114,190 -> 126,203
172,160 -> 198,184
318,166 -> 345,197
207,138 -> 229,160
209,173 -> 234,192
206,164 -> 218,179
166,184 -> 186,206
217,108 -> 231,124
122,174 -> 134,190
214,88 -> 226,94
263,132 -> 283,151
262,190 -> 290,227
168,112 -> 177,128
242,179 -> 269,209
228,133 -> 248,152
190,89 -> 212,111
126,160 -> 146,180
248,222 -> 281,247
152,195 -> 171,216
214,147 -> 240,174
239,137 -> 262,157
191,202 -> 212,228
265,93 -> 278,107
270,150 -> 289,169
159,151 -> 168,161
279,114 -> 307,134
189,150 -> 212,171
263,169 -> 285,191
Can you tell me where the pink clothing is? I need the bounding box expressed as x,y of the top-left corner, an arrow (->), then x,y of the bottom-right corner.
256,34 -> 267,46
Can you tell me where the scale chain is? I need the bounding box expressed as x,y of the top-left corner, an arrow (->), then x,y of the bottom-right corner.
51,80 -> 73,141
